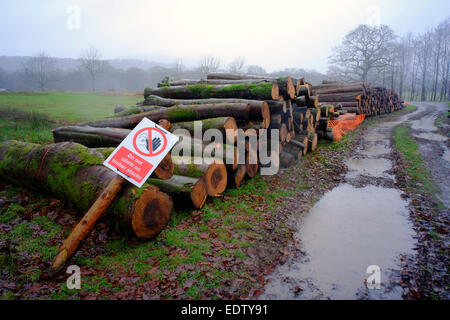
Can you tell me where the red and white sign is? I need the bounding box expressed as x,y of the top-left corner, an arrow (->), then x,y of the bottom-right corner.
103,118 -> 179,188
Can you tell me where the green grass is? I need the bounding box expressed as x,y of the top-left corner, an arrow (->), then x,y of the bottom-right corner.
0,108 -> 56,143
0,91 -> 141,144
0,91 -> 140,122
402,104 -> 418,113
394,125 -> 440,197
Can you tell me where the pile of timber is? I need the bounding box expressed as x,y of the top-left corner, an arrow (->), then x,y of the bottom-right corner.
48,73 -> 335,218
2,75 -> 403,242
312,81 -> 403,116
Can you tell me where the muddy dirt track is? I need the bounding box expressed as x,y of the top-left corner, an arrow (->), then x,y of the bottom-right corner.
262,102 -> 449,300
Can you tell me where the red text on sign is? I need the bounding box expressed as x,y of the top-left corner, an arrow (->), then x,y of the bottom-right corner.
107,146 -> 153,183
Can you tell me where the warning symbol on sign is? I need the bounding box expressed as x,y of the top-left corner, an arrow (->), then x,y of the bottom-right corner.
133,127 -> 168,157
103,118 -> 179,188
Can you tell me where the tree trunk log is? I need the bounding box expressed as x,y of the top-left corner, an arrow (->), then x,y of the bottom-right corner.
52,126 -> 174,180
147,175 -> 208,209
207,73 -> 273,80
172,156 -> 227,196
144,83 -> 278,101
158,79 -> 273,87
86,103 -> 253,129
0,141 -> 173,239
171,117 -> 238,144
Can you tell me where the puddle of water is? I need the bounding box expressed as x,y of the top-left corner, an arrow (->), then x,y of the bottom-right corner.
365,135 -> 387,141
410,116 -> 439,132
443,147 -> 450,163
413,132 -> 449,142
360,145 -> 390,156
263,184 -> 415,300
345,158 -> 391,178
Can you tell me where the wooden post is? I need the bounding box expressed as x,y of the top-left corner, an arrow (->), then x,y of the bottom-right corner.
46,175 -> 127,278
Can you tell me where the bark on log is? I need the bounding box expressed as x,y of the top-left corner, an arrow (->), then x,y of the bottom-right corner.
172,156 -> 227,196
283,143 -> 303,160
308,132 -> 318,152
147,175 -> 208,209
228,164 -> 246,188
171,117 -> 238,144
114,105 -> 165,117
290,137 -> 308,155
158,79 -> 273,87
315,92 -> 362,102
0,141 -> 173,239
144,83 -> 278,101
319,101 -> 359,108
207,73 -> 273,80
280,151 -> 296,168
52,126 -> 174,180
53,126 -> 130,148
173,134 -> 239,170
85,103 -> 253,129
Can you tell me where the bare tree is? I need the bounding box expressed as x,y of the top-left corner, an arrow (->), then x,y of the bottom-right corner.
79,47 -> 106,91
246,65 -> 267,76
22,51 -> 56,91
228,56 -> 246,73
328,24 -> 396,81
198,55 -> 220,78
174,58 -> 184,76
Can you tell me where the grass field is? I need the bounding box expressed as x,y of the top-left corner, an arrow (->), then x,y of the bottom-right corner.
0,91 -> 141,144
0,91 -> 141,122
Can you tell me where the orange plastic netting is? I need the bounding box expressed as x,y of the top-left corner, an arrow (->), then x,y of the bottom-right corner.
328,114 -> 365,141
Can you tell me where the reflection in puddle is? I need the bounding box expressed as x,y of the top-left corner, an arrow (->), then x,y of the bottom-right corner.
411,117 -> 438,132
346,158 -> 391,178
365,135 -> 387,141
360,145 -> 390,156
413,132 -> 448,142
262,184 -> 415,300
443,147 -> 450,163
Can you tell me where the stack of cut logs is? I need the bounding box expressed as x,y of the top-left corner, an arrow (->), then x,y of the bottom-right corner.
0,75 -> 403,241
313,81 -> 403,116
47,74 -> 337,223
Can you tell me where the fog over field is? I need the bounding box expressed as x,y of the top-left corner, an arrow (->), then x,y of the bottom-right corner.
0,0 -> 449,99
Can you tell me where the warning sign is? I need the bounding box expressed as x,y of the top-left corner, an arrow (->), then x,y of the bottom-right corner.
103,118 -> 179,188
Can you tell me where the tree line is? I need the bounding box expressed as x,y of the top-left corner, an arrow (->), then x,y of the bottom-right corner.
328,16 -> 450,101
0,50 -> 327,92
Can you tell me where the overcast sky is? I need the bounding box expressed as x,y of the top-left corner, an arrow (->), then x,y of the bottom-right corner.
0,0 -> 449,73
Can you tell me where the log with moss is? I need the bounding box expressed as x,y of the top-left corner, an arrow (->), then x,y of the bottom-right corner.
206,73 -> 272,80
173,134 -> 239,170
52,126 -> 130,148
157,78 -> 273,87
172,156 -> 227,196
147,175 -> 208,209
0,141 -> 173,240
141,97 -> 271,129
171,117 -> 238,144
113,105 -> 165,117
144,83 -> 279,101
51,126 -> 174,180
143,95 -> 268,109
85,103 -> 258,129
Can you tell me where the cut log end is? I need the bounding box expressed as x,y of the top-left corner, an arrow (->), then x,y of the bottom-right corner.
191,177 -> 208,209
271,82 -> 280,100
204,162 -> 228,195
152,153 -> 174,180
131,187 -> 173,240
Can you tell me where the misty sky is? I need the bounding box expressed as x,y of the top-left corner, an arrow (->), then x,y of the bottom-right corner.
1,0 -> 449,73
